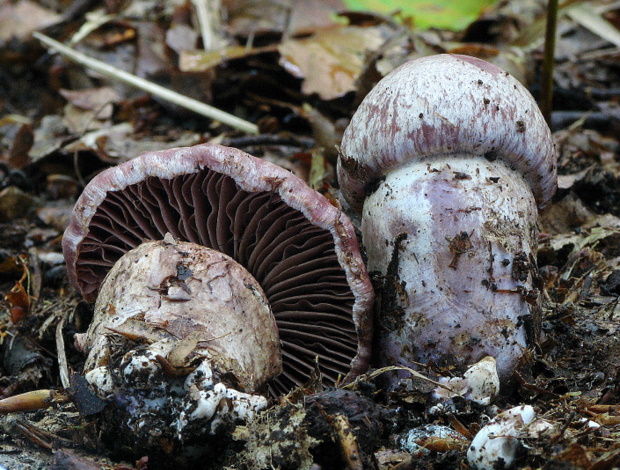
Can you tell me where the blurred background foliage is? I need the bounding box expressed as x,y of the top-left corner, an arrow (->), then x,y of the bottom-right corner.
343,0 -> 499,29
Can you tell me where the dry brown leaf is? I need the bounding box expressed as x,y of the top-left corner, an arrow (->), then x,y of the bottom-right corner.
0,0 -> 61,41
60,87 -> 121,133
59,87 -> 121,115
279,25 -> 386,100
63,122 -> 202,164
227,0 -> 345,37
179,44 -> 276,72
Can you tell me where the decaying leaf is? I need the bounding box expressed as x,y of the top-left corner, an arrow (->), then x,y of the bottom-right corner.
279,25 -> 387,99
227,0 -> 346,37
63,122 -> 202,164
0,0 -> 61,41
232,404 -> 317,470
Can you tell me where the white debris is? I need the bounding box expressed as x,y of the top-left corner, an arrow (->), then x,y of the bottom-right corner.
434,356 -> 500,405
175,362 -> 268,436
399,424 -> 467,456
84,366 -> 116,396
578,417 -> 601,429
121,350 -> 161,389
36,251 -> 66,265
467,405 -> 553,470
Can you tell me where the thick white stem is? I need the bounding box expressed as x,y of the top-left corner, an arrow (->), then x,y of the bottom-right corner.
362,156 -> 539,383
81,238 -> 282,394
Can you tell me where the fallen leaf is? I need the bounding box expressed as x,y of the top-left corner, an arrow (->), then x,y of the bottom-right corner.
63,123 -> 202,164
8,123 -> 34,169
0,186 -> 40,221
59,87 -> 120,134
166,23 -> 199,54
0,0 -> 61,41
59,87 -> 121,116
179,44 -> 276,72
227,0 -> 346,37
567,4 -> 620,48
279,25 -> 386,99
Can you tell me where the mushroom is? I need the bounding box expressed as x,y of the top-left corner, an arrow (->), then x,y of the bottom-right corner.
337,54 -> 556,384
63,143 -> 373,451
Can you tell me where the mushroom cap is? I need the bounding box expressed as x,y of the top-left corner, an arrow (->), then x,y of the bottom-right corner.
63,143 -> 374,395
338,54 -> 557,212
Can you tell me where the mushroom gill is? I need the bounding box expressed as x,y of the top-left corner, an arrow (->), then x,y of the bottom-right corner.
64,144 -> 373,396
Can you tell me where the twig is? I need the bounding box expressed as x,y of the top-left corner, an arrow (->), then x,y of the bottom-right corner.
343,365 -> 464,396
0,389 -> 69,414
33,32 -> 259,135
56,311 -> 71,389
192,0 -> 223,51
540,0 -> 559,125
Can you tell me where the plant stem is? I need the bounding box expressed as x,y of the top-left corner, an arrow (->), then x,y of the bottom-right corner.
540,0 -> 559,125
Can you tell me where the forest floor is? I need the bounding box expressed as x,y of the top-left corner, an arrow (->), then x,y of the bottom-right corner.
0,0 -> 620,468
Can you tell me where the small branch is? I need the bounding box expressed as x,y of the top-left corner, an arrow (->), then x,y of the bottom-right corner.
540,0 -> 559,126
33,32 -> 259,135
55,311 -> 71,389
192,0 -> 223,51
342,365 -> 464,397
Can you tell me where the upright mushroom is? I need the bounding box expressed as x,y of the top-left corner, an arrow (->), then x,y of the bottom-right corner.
338,54 -> 556,384
63,143 -> 373,453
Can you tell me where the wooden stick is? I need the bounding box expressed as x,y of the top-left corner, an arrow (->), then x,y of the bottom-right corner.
33,32 -> 259,135
540,0 -> 559,125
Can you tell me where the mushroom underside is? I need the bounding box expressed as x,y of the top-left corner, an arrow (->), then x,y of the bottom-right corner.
74,169 -> 359,395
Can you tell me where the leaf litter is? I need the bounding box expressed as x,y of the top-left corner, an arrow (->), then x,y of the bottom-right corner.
1,0 -> 620,468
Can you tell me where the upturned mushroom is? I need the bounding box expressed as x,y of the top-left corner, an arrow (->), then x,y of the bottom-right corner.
63,143 -> 373,454
337,54 -> 556,384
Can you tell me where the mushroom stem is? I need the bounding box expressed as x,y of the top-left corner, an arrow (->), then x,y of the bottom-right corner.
363,157 -> 539,383
81,237 -> 282,398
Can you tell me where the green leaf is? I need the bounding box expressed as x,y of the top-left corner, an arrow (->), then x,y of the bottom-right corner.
343,0 -> 499,31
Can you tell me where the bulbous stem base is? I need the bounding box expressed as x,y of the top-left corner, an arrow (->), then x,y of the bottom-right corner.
75,237 -> 282,450
81,237 -> 282,393
362,156 -> 540,384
